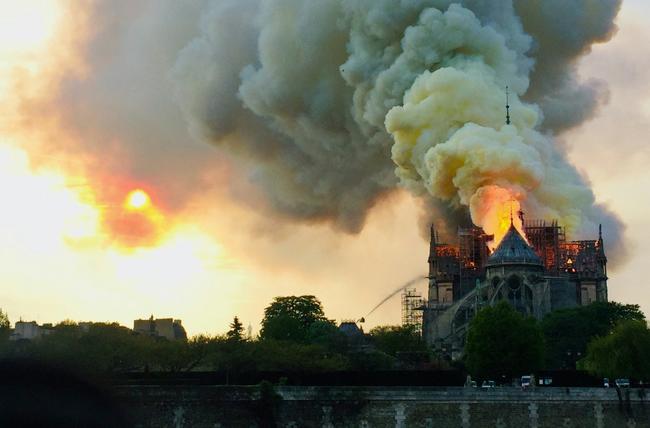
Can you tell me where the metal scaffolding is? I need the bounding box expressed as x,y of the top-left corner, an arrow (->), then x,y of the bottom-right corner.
401,287 -> 424,334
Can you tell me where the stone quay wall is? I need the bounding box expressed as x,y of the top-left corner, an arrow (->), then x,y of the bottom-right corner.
115,385 -> 650,427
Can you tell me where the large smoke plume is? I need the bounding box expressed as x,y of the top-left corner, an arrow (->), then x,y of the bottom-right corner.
171,0 -> 624,248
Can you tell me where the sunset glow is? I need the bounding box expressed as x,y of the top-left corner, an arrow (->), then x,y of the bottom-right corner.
103,188 -> 165,249
125,189 -> 151,211
0,0 -> 647,340
0,143 -> 97,247
0,2 -> 60,56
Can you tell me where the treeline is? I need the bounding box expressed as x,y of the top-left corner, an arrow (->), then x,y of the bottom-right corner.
465,300 -> 649,380
0,298 -> 647,380
0,296 -> 432,374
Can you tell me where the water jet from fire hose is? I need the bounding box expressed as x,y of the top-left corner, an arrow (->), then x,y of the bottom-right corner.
363,276 -> 427,320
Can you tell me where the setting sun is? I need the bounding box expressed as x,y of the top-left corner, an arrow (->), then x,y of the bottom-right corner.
0,4 -> 647,414
125,189 -> 150,210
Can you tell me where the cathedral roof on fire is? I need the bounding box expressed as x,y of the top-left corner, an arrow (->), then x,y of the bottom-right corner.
486,224 -> 542,267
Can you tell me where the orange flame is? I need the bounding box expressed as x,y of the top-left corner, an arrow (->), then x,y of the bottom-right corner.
492,199 -> 525,246
470,185 -> 526,249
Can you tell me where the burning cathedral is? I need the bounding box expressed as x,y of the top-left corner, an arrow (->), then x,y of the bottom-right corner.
422,216 -> 608,358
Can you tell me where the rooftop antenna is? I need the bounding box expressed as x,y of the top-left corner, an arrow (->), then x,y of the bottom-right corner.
505,86 -> 511,125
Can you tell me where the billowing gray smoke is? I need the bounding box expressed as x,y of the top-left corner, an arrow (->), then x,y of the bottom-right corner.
173,0 -> 396,232
171,0 -> 624,252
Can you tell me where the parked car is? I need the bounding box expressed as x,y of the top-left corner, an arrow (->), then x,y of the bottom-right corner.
603,378 -> 610,388
521,375 -> 532,388
615,378 -> 630,388
482,380 -> 496,389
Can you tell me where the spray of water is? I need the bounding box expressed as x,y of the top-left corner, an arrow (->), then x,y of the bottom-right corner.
364,275 -> 427,319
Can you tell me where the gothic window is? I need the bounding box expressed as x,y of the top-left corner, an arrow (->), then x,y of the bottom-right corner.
505,275 -> 533,316
507,275 -> 522,290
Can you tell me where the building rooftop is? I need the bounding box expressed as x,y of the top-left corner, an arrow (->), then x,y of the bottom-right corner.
486,224 -> 542,267
339,321 -> 364,337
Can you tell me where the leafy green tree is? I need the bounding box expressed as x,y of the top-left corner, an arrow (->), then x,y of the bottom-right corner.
208,336 -> 258,372
142,332 -> 210,372
306,319 -> 346,350
541,301 -> 645,369
150,340 -> 192,372
369,325 -> 427,358
25,322 -> 84,368
0,309 -> 10,342
76,323 -> 152,372
249,340 -> 349,372
21,322 -> 154,373
465,301 -> 545,378
260,296 -> 327,343
347,350 -> 396,371
185,334 -> 213,370
227,316 -> 245,342
206,337 -> 348,373
581,320 -> 650,379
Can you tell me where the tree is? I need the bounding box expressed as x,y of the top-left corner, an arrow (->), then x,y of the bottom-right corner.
76,323 -> 152,372
369,325 -> 427,358
0,309 -> 10,342
251,341 -> 349,372
260,296 -> 327,343
581,320 -> 650,380
22,322 -> 154,373
206,336 -> 350,373
227,316 -> 245,342
465,301 -> 545,379
26,322 -> 84,369
541,301 -> 645,369
150,339 -> 193,372
306,319 -> 346,351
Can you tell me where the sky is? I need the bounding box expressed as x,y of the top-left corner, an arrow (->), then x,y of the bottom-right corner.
0,1 -> 647,336
565,0 -> 650,315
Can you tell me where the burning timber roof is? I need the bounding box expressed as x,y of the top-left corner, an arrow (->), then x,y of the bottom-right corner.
486,224 -> 543,267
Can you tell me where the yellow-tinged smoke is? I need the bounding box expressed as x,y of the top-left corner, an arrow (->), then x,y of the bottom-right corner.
5,0 -> 624,255
170,0 -> 623,252
377,5 -> 619,247
385,63 -> 546,245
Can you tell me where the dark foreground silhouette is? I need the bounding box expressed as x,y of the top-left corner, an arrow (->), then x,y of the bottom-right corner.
0,359 -> 129,427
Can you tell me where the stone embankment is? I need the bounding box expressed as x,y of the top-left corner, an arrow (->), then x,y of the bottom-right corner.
117,385 -> 649,427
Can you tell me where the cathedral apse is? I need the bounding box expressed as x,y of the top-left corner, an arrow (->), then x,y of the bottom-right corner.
423,216 -> 608,358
